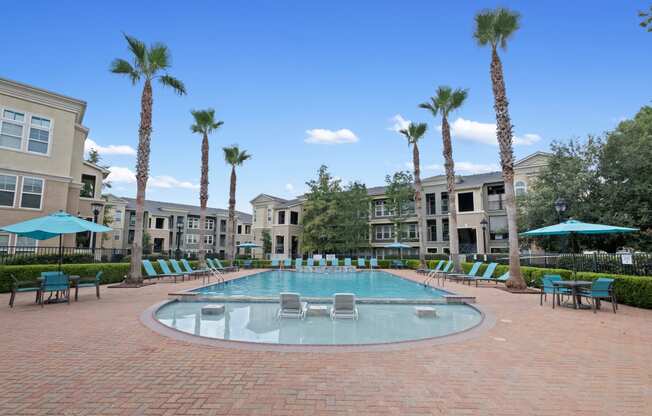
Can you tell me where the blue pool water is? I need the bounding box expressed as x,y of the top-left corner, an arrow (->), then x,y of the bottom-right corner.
155,301 -> 482,345
194,270 -> 448,299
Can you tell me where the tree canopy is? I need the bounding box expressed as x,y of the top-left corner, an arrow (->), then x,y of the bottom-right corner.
384,171 -> 415,242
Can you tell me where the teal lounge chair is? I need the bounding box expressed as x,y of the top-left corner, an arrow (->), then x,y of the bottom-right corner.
332,258 -> 339,267
446,262 -> 482,284
283,258 -> 292,269
295,258 -> 303,269
9,274 -> 42,307
319,258 -> 326,267
142,259 -> 174,282
370,258 -> 378,269
467,263 -> 498,286
75,271 -> 103,301
418,260 -> 443,275
578,277 -> 617,313
307,258 -> 314,267
214,258 -> 238,272
40,271 -> 70,306
425,261 -> 453,286
357,258 -> 366,268
271,259 -> 280,269
181,259 -> 209,276
344,258 -> 352,267
170,259 -> 195,280
157,259 -> 186,282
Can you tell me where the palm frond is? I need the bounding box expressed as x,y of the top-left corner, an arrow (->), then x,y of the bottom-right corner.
110,58 -> 140,84
159,75 -> 186,95
450,88 -> 469,111
473,8 -> 520,50
123,33 -> 147,69
418,100 -> 438,117
410,122 -> 428,140
191,109 -> 223,135
223,145 -> 251,166
494,8 -> 520,49
148,42 -> 170,72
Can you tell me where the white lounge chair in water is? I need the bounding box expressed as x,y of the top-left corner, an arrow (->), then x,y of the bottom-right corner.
330,293 -> 358,320
277,292 -> 308,319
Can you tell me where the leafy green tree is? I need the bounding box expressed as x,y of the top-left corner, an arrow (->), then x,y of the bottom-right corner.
384,171 -> 415,244
639,6 -> 652,31
223,145 -> 252,261
474,7 -> 525,289
301,166 -> 343,254
190,109 -> 224,267
261,229 -> 272,257
335,181 -> 371,255
87,148 -> 101,164
111,34 -> 186,284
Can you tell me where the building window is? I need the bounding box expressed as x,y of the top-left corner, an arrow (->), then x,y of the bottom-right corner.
426,193 -> 436,215
290,211 -> 299,225
427,247 -> 438,254
219,219 -> 226,232
374,200 -> 390,217
114,210 -> 122,222
219,235 -> 226,246
186,234 -> 199,244
489,216 -> 509,240
20,177 -> 43,209
245,225 -> 251,234
441,192 -> 449,214
275,235 -> 285,254
114,232 -> 120,241
278,210 -> 285,225
458,192 -> 474,212
204,235 -> 214,245
515,181 -> 527,196
15,236 -> 37,253
205,218 -> 214,230
442,218 -> 449,241
267,208 -> 272,222
155,218 -> 165,229
401,223 -> 418,240
129,212 -> 136,226
187,217 -> 199,229
0,109 -> 24,150
0,234 -> 9,253
237,224 -> 242,234
128,230 -> 134,243
487,184 -> 505,210
0,174 -> 17,207
427,220 -> 437,242
253,209 -> 257,223
28,116 -> 51,154
80,174 -> 96,198
374,224 -> 394,240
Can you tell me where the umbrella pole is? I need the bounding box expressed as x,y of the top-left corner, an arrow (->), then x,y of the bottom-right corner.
58,234 -> 63,272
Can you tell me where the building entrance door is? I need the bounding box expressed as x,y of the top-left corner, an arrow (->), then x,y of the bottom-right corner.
458,229 -> 477,254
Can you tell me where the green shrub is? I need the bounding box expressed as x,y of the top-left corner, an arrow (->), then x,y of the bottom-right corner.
0,263 -> 130,292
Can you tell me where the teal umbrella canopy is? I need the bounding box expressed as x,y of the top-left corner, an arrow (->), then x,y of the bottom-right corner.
520,220 -> 638,237
238,242 -> 260,249
384,242 -> 412,249
0,211 -> 112,240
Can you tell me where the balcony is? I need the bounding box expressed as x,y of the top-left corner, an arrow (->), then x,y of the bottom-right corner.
487,195 -> 505,211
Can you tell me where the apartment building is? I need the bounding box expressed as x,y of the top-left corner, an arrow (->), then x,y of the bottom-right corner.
0,78 -> 109,252
251,151 -> 550,259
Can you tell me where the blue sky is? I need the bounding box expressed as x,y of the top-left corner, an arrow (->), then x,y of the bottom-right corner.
3,1 -> 651,212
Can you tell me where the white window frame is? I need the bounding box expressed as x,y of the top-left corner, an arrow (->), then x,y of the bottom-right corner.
375,225 -> 393,240
374,200 -> 388,217
0,108 -> 25,152
205,218 -> 215,230
204,235 -> 214,245
0,107 -> 53,156
113,209 -> 122,222
15,235 -> 38,253
27,114 -> 53,156
515,180 -> 527,196
187,217 -> 200,229
0,173 -> 18,208
186,234 -> 199,244
0,233 -> 10,254
19,176 -> 44,210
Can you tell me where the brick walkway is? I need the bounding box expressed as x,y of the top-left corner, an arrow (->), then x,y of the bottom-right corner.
1,269 -> 650,415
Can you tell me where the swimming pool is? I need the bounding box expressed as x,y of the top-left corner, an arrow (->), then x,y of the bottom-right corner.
155,301 -> 483,345
193,270 -> 449,299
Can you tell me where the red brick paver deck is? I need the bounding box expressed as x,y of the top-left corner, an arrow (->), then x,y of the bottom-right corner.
1,269 -> 651,415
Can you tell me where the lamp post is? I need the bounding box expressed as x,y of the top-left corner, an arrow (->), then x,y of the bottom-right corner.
554,197 -> 568,223
176,221 -> 184,259
480,218 -> 488,255
91,202 -> 103,256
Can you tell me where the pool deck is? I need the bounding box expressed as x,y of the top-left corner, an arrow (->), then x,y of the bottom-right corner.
1,268 -> 651,415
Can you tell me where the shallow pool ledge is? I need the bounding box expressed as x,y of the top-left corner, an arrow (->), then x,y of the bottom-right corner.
443,295 -> 476,304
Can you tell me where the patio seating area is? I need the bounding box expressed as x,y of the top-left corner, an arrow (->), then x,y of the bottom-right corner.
1,267 -> 650,415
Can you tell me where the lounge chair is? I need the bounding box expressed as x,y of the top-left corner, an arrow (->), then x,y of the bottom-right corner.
370,258 -> 378,269
578,277 -> 617,313
283,258 -> 292,269
425,261 -> 453,286
74,271 -> 103,301
332,258 -> 339,267
446,262 -> 482,284
417,260 -> 444,275
169,259 -> 194,280
344,258 -> 353,272
9,274 -> 41,308
466,263 -> 498,286
181,258 -> 210,276
157,259 -> 187,282
142,259 -> 176,282
271,259 -> 280,269
277,292 -> 308,319
214,258 -> 239,272
542,275 -> 571,308
330,293 -> 358,320
40,271 -> 70,307
357,258 -> 366,268
295,258 -> 303,269
307,258 -> 315,267
319,258 -> 326,267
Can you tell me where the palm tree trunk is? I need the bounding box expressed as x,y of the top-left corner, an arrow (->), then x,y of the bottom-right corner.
490,47 -> 525,289
127,79 -> 153,285
226,166 -> 237,261
198,133 -> 209,269
441,115 -> 461,273
412,144 -> 427,269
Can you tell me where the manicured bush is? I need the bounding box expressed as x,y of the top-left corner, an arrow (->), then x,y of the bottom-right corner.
1,253 -> 95,265
0,263 -> 130,292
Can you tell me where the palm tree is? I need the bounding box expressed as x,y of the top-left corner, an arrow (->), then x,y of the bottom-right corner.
398,122 -> 428,269
473,7 -> 525,289
111,34 -> 186,284
223,146 -> 252,261
419,86 -> 468,273
191,109 -> 224,268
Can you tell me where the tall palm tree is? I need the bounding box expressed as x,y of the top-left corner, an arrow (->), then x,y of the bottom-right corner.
111,34 -> 186,284
419,86 -> 468,273
191,109 -> 224,268
474,7 -> 525,289
223,146 -> 252,261
398,122 -> 428,269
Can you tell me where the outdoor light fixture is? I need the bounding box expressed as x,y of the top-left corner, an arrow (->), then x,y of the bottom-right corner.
90,202 -> 103,254
480,218 -> 488,254
176,221 -> 184,259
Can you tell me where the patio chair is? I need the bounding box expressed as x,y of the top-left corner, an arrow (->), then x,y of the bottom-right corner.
357,258 -> 366,268
181,259 -> 210,276
417,260 -> 443,275
283,258 -> 292,269
277,292 -> 308,319
391,260 -> 404,269
142,259 -> 176,282
467,263 -> 499,287
344,258 -> 352,268
295,258 -> 303,269
370,258 -> 378,269
319,258 -> 326,267
307,258 -> 315,267
271,259 -> 280,269
332,258 -> 339,267
541,275 -> 571,308
330,293 -> 358,320
446,262 -> 482,284
170,259 -> 195,280
9,274 -> 41,308
40,271 -> 70,307
425,261 -> 454,286
214,258 -> 239,272
578,277 -> 617,313
75,271 -> 103,301
157,259 -> 187,282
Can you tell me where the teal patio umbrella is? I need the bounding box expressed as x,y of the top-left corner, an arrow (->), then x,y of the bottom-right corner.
520,219 -> 638,277
237,242 -> 260,258
384,242 -> 411,259
0,211 -> 112,270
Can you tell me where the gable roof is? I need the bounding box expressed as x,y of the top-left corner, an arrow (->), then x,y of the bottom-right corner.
120,197 -> 252,223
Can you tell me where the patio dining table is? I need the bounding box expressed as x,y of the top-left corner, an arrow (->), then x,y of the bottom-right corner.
553,280 -> 592,309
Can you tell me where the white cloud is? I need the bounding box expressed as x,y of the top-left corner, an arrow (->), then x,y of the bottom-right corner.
305,128 -> 358,144
85,138 -> 136,156
447,117 -> 541,146
106,167 -> 199,190
388,114 -> 411,133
